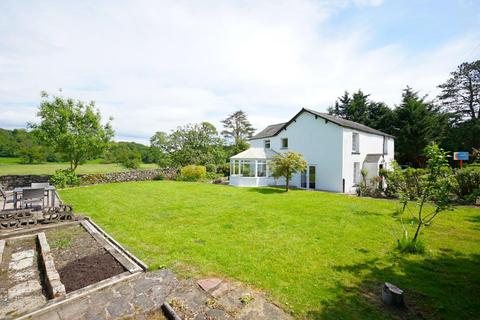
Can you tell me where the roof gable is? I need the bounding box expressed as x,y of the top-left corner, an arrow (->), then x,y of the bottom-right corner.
251,108 -> 394,140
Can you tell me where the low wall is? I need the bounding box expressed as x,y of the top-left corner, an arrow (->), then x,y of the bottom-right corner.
0,175 -> 51,190
0,168 -> 178,190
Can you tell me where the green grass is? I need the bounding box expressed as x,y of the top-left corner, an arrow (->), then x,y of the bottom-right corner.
59,181 -> 480,319
0,157 -> 156,175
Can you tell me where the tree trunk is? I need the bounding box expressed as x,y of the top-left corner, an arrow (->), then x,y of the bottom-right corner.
412,195 -> 426,242
285,177 -> 289,192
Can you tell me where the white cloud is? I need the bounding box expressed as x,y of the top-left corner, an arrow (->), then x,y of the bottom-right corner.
0,0 -> 477,143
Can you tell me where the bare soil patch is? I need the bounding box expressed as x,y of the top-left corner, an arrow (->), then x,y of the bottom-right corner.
45,225 -> 126,293
58,252 -> 126,292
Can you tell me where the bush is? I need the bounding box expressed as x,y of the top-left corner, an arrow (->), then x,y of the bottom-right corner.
205,163 -> 217,173
453,166 -> 480,201
178,165 -> 206,182
50,169 -> 80,188
396,236 -> 425,254
217,163 -> 230,177
18,145 -> 45,164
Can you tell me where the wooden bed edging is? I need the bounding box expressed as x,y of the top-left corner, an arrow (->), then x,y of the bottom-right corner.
85,217 -> 149,271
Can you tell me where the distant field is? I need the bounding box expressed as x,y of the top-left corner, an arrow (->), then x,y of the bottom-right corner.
0,157 -> 157,175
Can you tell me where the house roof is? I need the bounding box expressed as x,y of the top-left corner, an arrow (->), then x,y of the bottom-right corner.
250,108 -> 394,140
364,154 -> 384,163
251,123 -> 286,139
230,148 -> 279,159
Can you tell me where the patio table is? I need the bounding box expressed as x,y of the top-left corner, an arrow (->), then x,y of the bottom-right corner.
13,186 -> 56,209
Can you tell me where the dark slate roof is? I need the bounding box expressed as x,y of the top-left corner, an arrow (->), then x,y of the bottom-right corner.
364,154 -> 383,163
304,108 -> 395,138
251,122 -> 286,139
251,108 -> 394,140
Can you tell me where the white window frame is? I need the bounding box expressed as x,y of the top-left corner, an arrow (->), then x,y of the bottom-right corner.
353,162 -> 360,185
383,137 -> 388,155
352,133 -> 359,153
264,139 -> 271,149
281,138 -> 288,149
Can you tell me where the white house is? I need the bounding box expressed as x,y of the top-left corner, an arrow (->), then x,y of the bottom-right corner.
229,108 -> 395,193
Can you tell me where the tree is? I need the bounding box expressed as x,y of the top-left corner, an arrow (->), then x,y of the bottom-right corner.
438,60 -> 480,121
29,91 -> 114,171
270,152 -> 307,192
150,131 -> 171,167
221,110 -> 255,146
411,144 -> 455,242
158,122 -> 225,168
392,87 -> 448,167
328,90 -> 394,134
110,143 -> 142,169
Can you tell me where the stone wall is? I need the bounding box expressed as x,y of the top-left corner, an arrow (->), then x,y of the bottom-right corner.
0,168 -> 178,190
0,175 -> 51,190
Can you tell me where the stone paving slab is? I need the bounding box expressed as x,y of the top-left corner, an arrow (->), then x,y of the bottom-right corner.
27,269 -> 176,320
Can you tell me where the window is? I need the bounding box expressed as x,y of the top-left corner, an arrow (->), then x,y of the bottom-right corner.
281,138 -> 288,149
266,161 -> 273,177
241,160 -> 255,177
301,169 -> 307,188
352,133 -> 359,153
264,140 -> 271,149
383,137 -> 388,154
257,161 -> 266,177
353,162 -> 360,184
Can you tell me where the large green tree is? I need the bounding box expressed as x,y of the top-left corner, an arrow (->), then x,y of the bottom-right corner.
438,60 -> 480,154
221,110 -> 255,146
150,122 -> 225,168
392,87 -> 448,167
29,92 -> 114,171
328,90 -> 394,134
438,60 -> 480,121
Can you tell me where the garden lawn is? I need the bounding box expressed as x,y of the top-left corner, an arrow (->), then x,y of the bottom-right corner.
0,157 -> 156,175
60,181 -> 480,319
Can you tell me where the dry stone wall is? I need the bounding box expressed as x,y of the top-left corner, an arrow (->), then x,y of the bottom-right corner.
0,168 -> 178,190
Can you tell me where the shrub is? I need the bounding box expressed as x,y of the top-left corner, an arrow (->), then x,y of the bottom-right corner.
205,163 -> 217,173
178,165 -> 206,182
453,166 -> 480,201
396,235 -> 425,254
18,145 -> 46,164
217,163 -> 230,177
50,169 -> 80,188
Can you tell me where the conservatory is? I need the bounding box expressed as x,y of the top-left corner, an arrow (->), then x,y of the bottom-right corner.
229,148 -> 279,187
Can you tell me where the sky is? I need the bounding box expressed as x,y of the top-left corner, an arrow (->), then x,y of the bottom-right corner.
1,0 -> 479,144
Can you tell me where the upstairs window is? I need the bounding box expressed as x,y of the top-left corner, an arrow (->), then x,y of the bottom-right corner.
352,133 -> 359,153
281,138 -> 288,149
383,137 -> 388,154
264,139 -> 271,149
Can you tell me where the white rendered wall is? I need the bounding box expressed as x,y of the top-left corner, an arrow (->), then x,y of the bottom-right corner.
342,129 -> 395,193
250,112 -> 344,192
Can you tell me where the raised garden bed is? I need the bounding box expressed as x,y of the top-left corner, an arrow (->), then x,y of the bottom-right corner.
45,225 -> 126,292
0,220 -> 145,319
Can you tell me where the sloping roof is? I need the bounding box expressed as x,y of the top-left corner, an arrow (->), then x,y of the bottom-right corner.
251,123 -> 286,139
364,154 -> 383,163
304,108 -> 394,138
230,148 -> 279,159
250,108 -> 394,140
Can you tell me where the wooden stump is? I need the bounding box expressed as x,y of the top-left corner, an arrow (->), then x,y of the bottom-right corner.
382,282 -> 404,307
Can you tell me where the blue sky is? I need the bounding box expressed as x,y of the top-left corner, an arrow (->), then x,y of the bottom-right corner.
0,0 -> 479,143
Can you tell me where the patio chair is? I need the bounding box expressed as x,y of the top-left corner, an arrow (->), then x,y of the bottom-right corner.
31,183 -> 50,188
22,188 -> 45,209
31,182 -> 50,201
1,187 -> 15,210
